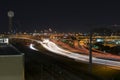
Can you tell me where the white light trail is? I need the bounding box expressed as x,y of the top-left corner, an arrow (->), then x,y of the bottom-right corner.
12,37 -> 120,69
39,39 -> 120,69
29,44 -> 38,51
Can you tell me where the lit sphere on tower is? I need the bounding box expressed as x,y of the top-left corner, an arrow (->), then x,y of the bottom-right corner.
8,11 -> 14,17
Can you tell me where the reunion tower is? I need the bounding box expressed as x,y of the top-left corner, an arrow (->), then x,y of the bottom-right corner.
7,10 -> 14,34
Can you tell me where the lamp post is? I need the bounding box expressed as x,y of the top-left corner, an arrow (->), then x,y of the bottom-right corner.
89,32 -> 92,72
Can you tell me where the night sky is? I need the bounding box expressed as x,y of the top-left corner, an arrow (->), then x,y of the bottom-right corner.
0,1 -> 120,33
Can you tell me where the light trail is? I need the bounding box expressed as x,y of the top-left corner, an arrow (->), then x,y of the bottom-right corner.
29,44 -> 38,51
39,39 -> 120,69
12,37 -> 120,69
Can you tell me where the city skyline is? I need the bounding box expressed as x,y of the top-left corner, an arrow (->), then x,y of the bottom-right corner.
0,1 -> 120,32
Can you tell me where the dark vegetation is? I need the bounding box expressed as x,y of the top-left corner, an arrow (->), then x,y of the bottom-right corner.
93,42 -> 120,55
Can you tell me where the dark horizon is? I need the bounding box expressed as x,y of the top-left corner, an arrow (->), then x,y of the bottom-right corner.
0,1 -> 120,33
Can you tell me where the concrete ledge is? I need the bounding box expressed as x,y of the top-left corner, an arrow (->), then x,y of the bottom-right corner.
0,54 -> 24,80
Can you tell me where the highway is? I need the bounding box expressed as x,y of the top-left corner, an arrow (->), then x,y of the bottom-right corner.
12,38 -> 99,80
33,39 -> 120,69
12,37 -> 120,69
11,37 -> 120,79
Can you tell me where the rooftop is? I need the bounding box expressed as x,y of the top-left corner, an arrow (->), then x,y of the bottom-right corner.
0,44 -> 21,55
